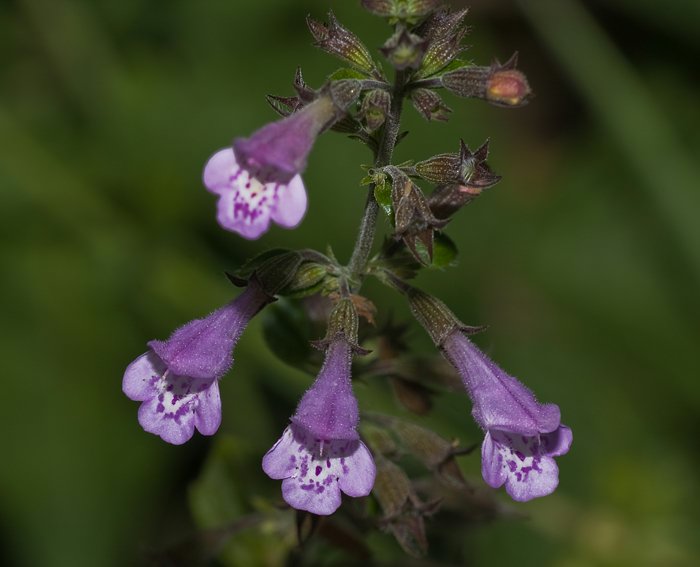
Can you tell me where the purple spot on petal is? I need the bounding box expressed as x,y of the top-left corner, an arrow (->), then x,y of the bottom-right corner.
315,466 -> 322,476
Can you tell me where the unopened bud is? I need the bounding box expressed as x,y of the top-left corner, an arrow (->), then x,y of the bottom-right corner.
362,0 -> 442,22
410,88 -> 452,122
388,168 -> 447,262
361,89 -> 392,132
487,68 -> 532,107
381,27 -> 427,70
440,53 -> 532,108
307,11 -> 378,75
413,8 -> 469,78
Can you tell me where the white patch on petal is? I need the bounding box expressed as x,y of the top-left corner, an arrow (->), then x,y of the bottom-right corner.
215,168 -> 279,239
487,430 -> 560,502
137,369 -> 215,445
264,425 -> 374,515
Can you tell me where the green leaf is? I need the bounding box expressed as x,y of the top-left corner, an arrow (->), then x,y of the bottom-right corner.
328,67 -> 369,81
430,232 -> 458,269
226,248 -> 291,285
412,232 -> 458,270
261,299 -> 317,370
374,178 -> 393,217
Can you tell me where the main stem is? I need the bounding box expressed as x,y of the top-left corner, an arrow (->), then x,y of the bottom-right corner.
347,70 -> 407,283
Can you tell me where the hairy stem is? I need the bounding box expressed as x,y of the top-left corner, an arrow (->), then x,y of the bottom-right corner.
347,70 -> 407,284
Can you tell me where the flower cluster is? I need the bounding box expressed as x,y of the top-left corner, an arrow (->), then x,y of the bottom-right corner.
122,0 -> 573,556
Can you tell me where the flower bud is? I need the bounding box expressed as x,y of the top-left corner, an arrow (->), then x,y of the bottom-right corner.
361,89 -> 392,132
380,27 -> 427,70
487,68 -> 532,107
410,88 -> 452,122
389,168 -> 447,262
441,54 -> 532,108
414,8 -> 469,78
307,11 -> 379,75
361,0 -> 442,22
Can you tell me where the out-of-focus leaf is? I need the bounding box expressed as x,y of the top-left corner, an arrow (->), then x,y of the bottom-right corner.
389,376 -> 433,415
261,298 -> 316,371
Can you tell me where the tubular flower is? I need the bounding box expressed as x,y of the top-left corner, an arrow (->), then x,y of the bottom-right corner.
442,331 -> 573,501
122,282 -> 271,444
203,96 -> 337,239
262,339 -> 376,515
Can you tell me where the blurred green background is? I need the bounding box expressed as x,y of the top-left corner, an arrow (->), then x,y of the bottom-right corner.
2,0 -> 699,565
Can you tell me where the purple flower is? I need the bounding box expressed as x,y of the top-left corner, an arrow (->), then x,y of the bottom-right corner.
442,331 -> 573,502
122,282 -> 271,445
262,339 -> 376,515
203,96 -> 337,239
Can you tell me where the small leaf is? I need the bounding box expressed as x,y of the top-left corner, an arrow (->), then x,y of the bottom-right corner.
328,67 -> 369,81
429,232 -> 458,269
374,178 -> 393,217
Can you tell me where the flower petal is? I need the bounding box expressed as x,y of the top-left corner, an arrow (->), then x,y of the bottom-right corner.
215,183 -> 273,240
481,431 -> 508,489
270,175 -> 307,229
136,373 -> 211,445
504,456 -> 559,502
194,379 -> 222,436
123,351 -> 164,401
263,424 -> 376,515
337,441 -> 376,497
485,430 -> 561,502
262,426 -> 299,480
203,148 -> 238,193
542,425 -> 573,457
138,396 -> 195,445
281,475 -> 342,516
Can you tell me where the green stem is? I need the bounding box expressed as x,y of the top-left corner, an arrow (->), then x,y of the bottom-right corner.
347,70 -> 407,284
